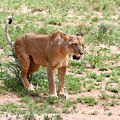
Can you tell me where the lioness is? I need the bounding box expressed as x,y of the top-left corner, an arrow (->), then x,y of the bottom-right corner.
5,16 -> 84,98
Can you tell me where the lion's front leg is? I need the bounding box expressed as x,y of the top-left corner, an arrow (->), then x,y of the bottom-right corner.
57,66 -> 68,98
47,66 -> 57,97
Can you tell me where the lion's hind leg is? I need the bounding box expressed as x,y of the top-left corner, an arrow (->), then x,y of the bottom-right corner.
26,60 -> 40,89
17,53 -> 32,90
27,58 -> 40,77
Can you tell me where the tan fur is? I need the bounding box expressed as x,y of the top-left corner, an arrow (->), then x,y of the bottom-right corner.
14,31 -> 84,97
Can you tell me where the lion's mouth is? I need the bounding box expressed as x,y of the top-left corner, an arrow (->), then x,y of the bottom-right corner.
72,55 -> 80,60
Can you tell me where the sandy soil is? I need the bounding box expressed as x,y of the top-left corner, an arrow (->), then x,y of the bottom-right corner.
0,93 -> 21,105
0,92 -> 120,120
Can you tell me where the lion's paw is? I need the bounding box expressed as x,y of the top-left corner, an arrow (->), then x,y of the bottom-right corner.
28,84 -> 35,91
49,93 -> 58,98
58,92 -> 68,99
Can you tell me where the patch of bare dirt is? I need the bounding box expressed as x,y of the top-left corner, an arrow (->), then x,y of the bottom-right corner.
0,93 -> 21,105
18,4 -> 31,14
61,113 -> 120,120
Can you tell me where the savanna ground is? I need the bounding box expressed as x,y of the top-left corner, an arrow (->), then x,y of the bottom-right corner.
0,0 -> 120,120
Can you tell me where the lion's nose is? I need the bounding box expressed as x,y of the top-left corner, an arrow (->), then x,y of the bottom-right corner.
79,48 -> 84,55
80,52 -> 83,55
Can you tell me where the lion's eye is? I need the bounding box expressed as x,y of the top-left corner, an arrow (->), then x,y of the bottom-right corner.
82,44 -> 84,48
73,43 -> 78,46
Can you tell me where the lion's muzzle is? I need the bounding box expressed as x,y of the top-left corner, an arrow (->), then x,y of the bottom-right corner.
72,51 -> 83,60
72,55 -> 80,60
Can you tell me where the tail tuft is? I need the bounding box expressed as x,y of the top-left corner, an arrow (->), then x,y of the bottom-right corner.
7,16 -> 13,24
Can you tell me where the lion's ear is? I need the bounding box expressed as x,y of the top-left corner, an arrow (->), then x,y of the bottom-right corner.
63,34 -> 70,41
76,32 -> 84,43
76,32 -> 84,37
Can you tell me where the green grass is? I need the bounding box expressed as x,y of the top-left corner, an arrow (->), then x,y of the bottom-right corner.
99,93 -> 110,100
65,75 -> 83,94
77,96 -> 98,106
0,86 -> 7,95
0,103 -> 22,114
46,96 -> 58,105
106,83 -> 119,93
20,96 -> 32,103
62,99 -> 77,113
44,114 -> 63,120
0,101 -> 57,116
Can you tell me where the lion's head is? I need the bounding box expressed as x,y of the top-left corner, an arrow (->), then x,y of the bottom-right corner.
64,32 -> 84,60
50,31 -> 84,60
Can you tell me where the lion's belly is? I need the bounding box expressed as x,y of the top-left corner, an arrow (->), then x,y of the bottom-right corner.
31,54 -> 48,67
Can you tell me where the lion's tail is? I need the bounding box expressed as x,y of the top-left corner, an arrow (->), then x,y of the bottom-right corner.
5,15 -> 16,57
5,15 -> 13,48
